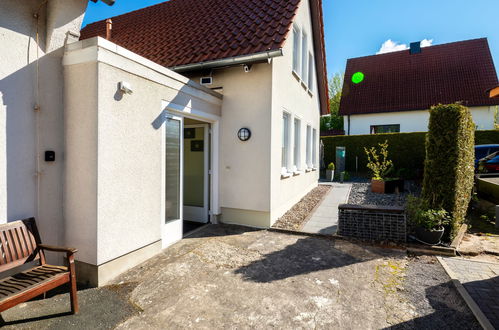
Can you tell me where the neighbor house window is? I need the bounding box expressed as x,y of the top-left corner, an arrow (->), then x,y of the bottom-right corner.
306,125 -> 312,168
301,31 -> 308,84
370,124 -> 400,134
293,118 -> 301,171
282,112 -> 291,174
312,128 -> 317,168
292,26 -> 301,76
308,52 -> 314,92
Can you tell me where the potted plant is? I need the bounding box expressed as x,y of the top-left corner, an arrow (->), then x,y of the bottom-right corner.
364,140 -> 396,193
406,196 -> 451,245
326,162 -> 335,181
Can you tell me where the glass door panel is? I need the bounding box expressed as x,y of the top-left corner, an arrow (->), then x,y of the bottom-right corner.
165,117 -> 181,222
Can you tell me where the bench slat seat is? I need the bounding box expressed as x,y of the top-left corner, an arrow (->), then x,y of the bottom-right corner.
0,218 -> 78,315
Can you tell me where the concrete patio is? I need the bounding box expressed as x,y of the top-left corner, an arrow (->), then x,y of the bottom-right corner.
1,225 -> 480,329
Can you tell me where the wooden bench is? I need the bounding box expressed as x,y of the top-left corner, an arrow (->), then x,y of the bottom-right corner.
0,218 -> 78,314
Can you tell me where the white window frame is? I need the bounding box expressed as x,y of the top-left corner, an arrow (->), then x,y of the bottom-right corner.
292,25 -> 301,77
308,52 -> 314,93
301,31 -> 308,85
293,118 -> 301,173
312,128 -> 317,169
306,125 -> 312,170
282,112 -> 292,176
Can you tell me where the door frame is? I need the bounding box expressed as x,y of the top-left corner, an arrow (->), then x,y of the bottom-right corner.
183,124 -> 210,223
161,100 -> 221,249
162,112 -> 184,248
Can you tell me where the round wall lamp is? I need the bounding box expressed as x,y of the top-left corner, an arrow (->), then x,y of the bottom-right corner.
237,128 -> 251,141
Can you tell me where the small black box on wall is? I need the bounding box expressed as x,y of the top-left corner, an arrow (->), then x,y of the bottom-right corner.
45,151 -> 55,162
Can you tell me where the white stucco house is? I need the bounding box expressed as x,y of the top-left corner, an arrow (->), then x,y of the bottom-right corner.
0,0 -> 328,286
339,38 -> 499,135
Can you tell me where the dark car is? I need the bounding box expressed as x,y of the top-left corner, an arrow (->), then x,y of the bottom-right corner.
482,153 -> 499,172
475,144 -> 499,169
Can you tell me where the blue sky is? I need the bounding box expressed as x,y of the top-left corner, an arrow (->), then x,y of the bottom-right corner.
83,0 -> 499,77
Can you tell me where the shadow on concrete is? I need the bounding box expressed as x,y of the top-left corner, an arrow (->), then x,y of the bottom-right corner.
318,225 -> 337,235
234,235 -> 369,283
384,280 -> 482,330
0,311 -> 73,327
462,275 -> 499,329
186,223 -> 262,239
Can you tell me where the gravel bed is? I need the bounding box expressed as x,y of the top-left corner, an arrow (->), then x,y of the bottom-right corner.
272,185 -> 331,231
348,180 -> 421,207
394,255 -> 481,329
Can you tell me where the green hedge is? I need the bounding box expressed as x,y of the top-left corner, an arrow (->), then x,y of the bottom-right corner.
321,130 -> 499,177
422,104 -> 475,237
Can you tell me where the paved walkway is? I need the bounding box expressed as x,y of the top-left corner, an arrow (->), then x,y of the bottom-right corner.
439,257 -> 499,329
301,183 -> 351,235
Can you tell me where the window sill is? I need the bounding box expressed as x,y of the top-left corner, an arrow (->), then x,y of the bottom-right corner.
307,89 -> 314,97
293,170 -> 302,176
301,81 -> 308,90
305,168 -> 312,173
311,167 -> 317,171
281,172 -> 292,179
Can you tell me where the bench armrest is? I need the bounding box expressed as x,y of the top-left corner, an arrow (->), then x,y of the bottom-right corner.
39,244 -> 78,254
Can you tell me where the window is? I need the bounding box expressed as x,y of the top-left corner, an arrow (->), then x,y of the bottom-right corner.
301,31 -> 308,84
312,128 -> 317,168
370,124 -> 400,134
282,113 -> 291,174
306,125 -> 312,168
293,118 -> 301,171
292,26 -> 301,76
308,52 -> 314,92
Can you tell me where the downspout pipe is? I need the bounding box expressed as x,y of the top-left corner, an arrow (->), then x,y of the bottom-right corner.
170,49 -> 283,73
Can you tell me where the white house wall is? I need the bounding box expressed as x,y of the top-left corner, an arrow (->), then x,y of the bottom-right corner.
345,106 -> 496,135
0,0 -> 87,253
64,38 -> 222,269
187,64 -> 273,227
270,0 -> 320,223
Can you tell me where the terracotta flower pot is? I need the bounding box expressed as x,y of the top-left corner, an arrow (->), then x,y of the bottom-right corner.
371,179 -> 385,194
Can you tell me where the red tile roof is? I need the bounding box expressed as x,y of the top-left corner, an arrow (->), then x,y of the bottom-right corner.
81,0 -> 329,115
339,38 -> 499,116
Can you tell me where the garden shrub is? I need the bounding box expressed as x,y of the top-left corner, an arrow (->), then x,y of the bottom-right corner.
321,129 -> 499,176
422,104 -> 475,237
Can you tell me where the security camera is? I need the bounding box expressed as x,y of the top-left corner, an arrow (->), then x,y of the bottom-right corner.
243,64 -> 252,73
119,81 -> 133,94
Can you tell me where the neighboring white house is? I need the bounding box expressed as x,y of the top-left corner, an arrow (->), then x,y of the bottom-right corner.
1,0 -> 328,286
339,38 -> 499,135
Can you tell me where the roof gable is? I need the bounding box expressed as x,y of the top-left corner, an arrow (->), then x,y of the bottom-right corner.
81,0 -> 300,68
339,38 -> 499,116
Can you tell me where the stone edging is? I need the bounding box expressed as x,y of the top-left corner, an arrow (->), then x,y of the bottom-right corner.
437,257 -> 495,330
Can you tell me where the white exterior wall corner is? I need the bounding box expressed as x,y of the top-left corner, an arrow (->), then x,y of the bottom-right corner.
269,0 -> 320,224
345,106 -> 496,135
0,0 -> 88,254
186,63 -> 273,226
63,39 -> 222,268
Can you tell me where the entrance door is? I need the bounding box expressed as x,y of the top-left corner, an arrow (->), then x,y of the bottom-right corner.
183,124 -> 209,223
162,114 -> 183,248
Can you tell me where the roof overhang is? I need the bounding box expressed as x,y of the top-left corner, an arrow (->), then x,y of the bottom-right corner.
170,49 -> 283,73
309,0 -> 330,116
490,86 -> 499,98
90,0 -> 116,6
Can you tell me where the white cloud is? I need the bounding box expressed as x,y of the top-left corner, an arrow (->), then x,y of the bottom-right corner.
420,38 -> 434,47
376,38 -> 434,55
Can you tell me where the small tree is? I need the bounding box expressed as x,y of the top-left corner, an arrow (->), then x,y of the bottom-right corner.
422,103 -> 475,237
364,140 -> 393,180
321,72 -> 344,131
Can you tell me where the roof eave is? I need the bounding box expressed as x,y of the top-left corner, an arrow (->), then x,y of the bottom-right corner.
90,0 -> 116,6
309,0 -> 329,116
170,49 -> 284,73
